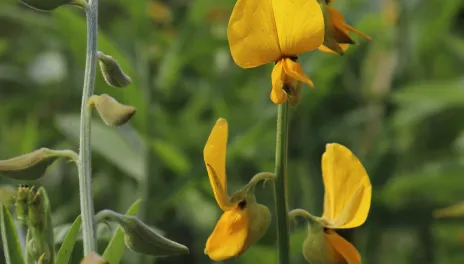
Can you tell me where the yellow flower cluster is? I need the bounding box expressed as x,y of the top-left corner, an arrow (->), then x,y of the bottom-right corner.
202,0 -> 372,263
228,0 -> 371,105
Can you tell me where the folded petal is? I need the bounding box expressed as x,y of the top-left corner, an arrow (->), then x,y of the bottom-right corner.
205,207 -> 249,261
270,60 -> 287,104
328,7 -> 371,41
228,0 -> 281,68
318,44 -> 350,54
204,119 -> 234,211
325,230 -> 361,264
282,58 -> 314,88
321,143 -> 372,229
273,0 -> 324,55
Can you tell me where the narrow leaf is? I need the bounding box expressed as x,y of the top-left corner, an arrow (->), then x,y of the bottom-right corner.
0,205 -> 25,264
55,215 -> 82,264
102,199 -> 142,264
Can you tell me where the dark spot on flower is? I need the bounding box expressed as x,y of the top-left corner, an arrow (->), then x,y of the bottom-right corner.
323,227 -> 329,234
289,55 -> 298,62
238,200 -> 247,210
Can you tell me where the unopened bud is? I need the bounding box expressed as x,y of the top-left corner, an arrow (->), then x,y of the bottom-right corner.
19,0 -> 88,12
97,51 -> 132,88
96,210 -> 189,257
81,252 -> 109,264
241,203 -> 271,254
89,94 -> 136,126
20,186 -> 54,264
0,148 -> 77,180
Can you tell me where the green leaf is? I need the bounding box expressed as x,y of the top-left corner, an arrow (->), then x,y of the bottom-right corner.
55,215 -> 82,264
55,114 -> 144,181
102,199 -> 142,264
0,205 -> 25,264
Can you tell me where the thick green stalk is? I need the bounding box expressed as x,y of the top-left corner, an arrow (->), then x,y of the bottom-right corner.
274,101 -> 290,264
77,0 -> 98,255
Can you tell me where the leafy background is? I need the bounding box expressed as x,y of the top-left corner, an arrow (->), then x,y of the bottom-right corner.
0,0 -> 464,263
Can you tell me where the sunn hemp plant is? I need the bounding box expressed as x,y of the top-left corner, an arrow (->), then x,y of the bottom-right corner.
0,0 -> 372,264
0,0 -> 188,263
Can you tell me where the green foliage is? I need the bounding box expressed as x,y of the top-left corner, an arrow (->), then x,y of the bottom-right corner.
0,0 -> 463,263
102,199 -> 141,264
55,215 -> 81,264
0,205 -> 25,264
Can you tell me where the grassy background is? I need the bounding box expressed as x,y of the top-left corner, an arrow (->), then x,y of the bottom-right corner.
0,0 -> 464,263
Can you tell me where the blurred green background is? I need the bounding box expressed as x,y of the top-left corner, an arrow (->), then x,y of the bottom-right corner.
1,0 -> 464,263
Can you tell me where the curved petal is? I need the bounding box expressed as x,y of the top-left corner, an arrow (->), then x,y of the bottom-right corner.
318,44 -> 350,54
273,0 -> 324,55
325,230 -> 361,264
282,58 -> 314,88
205,207 -> 249,261
228,0 -> 281,68
321,143 -> 372,229
270,60 -> 287,104
204,119 -> 234,211
329,7 -> 372,41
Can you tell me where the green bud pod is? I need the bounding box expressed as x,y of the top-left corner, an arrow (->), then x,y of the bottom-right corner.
89,94 -> 136,126
96,210 -> 189,257
19,0 -> 88,12
0,148 -> 77,180
97,51 -> 132,88
302,223 -> 338,264
19,186 -> 55,264
241,202 -> 271,254
81,252 -> 109,264
15,185 -> 30,223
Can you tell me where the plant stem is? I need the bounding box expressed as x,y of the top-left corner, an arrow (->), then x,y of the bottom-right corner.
274,101 -> 290,264
77,0 -> 98,255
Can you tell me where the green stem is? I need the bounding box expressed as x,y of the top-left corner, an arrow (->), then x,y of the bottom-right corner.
77,0 -> 98,255
274,101 -> 290,264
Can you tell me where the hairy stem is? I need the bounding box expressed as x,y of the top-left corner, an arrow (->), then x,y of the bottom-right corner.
274,101 -> 290,264
77,0 -> 98,255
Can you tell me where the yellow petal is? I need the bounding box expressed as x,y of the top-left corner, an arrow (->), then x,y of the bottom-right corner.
318,44 -> 350,54
228,0 -> 281,68
325,230 -> 361,264
205,206 -> 249,261
270,60 -> 287,104
273,0 -> 324,56
321,143 -> 372,229
204,119 -> 234,211
282,58 -> 314,88
329,7 -> 371,41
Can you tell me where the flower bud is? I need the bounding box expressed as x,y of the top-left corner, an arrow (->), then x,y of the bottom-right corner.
81,252 -> 109,264
18,186 -> 55,264
0,148 -> 77,180
241,202 -> 271,254
96,210 -> 189,257
19,0 -> 88,12
97,51 -> 132,88
89,94 -> 136,126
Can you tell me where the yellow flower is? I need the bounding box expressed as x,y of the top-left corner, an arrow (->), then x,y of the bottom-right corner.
318,1 -> 372,55
228,0 -> 325,104
203,119 -> 271,261
291,143 -> 372,264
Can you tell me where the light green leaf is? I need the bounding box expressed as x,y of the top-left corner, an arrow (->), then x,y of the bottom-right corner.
0,205 -> 25,264
102,199 -> 142,264
151,139 -> 190,175
55,114 -> 144,181
55,215 -> 82,264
